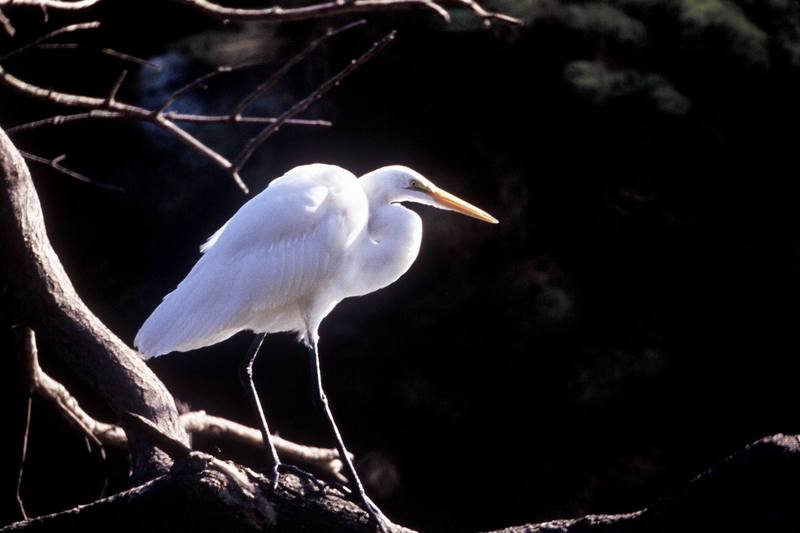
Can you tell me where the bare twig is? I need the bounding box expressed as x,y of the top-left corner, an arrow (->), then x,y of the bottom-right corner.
0,20 -> 99,62
124,413 -> 192,460
232,19 -> 365,119
15,397 -> 31,521
0,62 -> 249,191
0,21 -> 369,194
166,113 -> 330,126
0,8 -> 15,36
0,0 -> 101,9
7,111 -> 330,134
176,0 -> 522,26
18,150 -> 125,191
153,61 -> 265,115
448,0 -> 523,27
176,0 -> 450,23
231,30 -> 397,175
35,44 -> 163,70
106,69 -> 127,104
13,327 -> 36,521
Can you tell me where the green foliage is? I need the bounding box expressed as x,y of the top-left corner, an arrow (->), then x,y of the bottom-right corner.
568,2 -> 649,45
676,0 -> 769,68
564,60 -> 691,115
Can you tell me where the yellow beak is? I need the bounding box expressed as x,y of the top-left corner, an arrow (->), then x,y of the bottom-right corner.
431,187 -> 499,224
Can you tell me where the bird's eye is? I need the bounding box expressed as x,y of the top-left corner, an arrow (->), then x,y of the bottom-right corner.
409,179 -> 422,190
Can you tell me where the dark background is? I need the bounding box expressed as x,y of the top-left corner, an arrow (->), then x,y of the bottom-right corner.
3,1 -> 800,531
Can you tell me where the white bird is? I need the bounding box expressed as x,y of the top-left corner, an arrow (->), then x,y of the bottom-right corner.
135,163 -> 497,529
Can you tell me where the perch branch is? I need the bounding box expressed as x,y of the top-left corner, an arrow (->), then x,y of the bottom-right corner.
0,449 -> 415,533
5,407 -> 410,531
17,327 -> 347,479
5,433 -> 800,533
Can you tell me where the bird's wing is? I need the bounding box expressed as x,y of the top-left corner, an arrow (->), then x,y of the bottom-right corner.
134,164 -> 368,358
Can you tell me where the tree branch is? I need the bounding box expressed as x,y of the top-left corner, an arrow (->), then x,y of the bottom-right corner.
7,111 -> 329,134
0,125 -> 189,479
17,323 -> 348,479
176,0 -> 522,26
4,411 -> 413,532
5,432 -> 800,532
0,20 -> 375,194
231,29 -> 396,175
0,8 -> 15,36
0,448 -> 414,533
18,150 -> 125,191
482,434 -> 800,533
175,0 -> 451,23
0,0 -> 100,9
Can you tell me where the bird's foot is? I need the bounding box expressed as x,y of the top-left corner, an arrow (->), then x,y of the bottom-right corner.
277,463 -> 327,488
356,490 -> 391,533
268,462 -> 280,491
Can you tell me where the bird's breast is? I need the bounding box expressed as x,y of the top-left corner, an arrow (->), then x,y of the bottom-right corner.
342,207 -> 423,298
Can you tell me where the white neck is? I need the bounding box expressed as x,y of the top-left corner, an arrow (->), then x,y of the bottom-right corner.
347,191 -> 423,297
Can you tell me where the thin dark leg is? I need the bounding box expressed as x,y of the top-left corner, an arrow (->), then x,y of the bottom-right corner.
307,338 -> 389,532
239,332 -> 280,490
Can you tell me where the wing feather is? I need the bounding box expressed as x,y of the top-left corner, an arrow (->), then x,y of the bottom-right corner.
135,164 -> 368,358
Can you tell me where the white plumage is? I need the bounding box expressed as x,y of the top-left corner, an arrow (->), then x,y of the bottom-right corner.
133,163 -> 497,530
135,163 -> 496,359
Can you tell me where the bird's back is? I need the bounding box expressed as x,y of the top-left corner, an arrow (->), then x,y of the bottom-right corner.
135,164 -> 368,358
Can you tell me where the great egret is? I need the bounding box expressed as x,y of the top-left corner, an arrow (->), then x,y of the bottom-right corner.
135,163 -> 497,529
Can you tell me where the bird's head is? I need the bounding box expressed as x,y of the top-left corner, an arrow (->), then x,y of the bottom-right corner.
361,165 -> 498,224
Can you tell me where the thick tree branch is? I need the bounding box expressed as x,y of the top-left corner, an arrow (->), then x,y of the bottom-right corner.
0,126 -> 189,479
4,433 -> 799,532
5,413 -> 412,532
482,434 -> 800,533
21,328 -> 348,479
0,449 -> 414,533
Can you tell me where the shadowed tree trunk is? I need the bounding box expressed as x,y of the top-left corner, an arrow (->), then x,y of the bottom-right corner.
0,126 -> 188,479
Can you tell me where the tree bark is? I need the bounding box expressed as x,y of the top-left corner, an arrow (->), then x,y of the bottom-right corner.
0,449 -> 413,533
3,433 -> 799,532
484,434 -> 800,533
0,126 -> 189,479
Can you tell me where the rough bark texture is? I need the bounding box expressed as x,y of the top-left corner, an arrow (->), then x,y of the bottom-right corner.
3,433 -> 798,532
1,451 -> 413,533
0,126 -> 189,479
